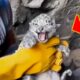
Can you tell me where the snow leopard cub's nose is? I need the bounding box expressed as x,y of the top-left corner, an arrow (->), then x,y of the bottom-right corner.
37,27 -> 44,33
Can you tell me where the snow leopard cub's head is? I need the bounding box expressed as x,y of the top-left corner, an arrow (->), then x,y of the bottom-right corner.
29,13 -> 56,43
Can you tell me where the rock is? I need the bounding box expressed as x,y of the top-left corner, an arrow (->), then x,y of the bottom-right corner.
66,68 -> 80,80
52,0 -> 80,39
9,0 -> 80,40
22,0 -> 44,8
63,49 -> 80,68
17,6 -> 30,23
27,0 -> 44,8
9,0 -> 20,24
22,0 -> 29,7
72,68 -> 80,80
47,0 -> 68,17
69,33 -> 80,50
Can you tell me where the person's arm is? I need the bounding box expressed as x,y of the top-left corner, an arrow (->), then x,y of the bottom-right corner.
0,48 -> 40,80
0,37 -> 60,80
6,28 -> 16,48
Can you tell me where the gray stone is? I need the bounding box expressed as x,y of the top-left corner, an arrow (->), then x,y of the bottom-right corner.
63,49 -> 80,68
9,0 -> 20,24
22,0 -> 29,7
17,6 -> 30,23
9,0 -> 80,40
22,0 -> 44,8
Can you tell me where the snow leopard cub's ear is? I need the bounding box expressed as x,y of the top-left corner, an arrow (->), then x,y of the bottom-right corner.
51,18 -> 56,28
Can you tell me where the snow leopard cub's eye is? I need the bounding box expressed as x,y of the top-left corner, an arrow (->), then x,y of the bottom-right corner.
32,22 -> 37,26
34,23 -> 38,26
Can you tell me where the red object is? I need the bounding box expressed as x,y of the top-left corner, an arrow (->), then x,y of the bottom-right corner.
72,15 -> 80,34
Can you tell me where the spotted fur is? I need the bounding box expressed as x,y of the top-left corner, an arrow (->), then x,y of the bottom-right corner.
19,13 -> 56,48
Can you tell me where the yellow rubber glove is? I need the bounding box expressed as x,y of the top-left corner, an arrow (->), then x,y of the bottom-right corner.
51,51 -> 63,72
51,40 -> 69,72
0,37 -> 62,80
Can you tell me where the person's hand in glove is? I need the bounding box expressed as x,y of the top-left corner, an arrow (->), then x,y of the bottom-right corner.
0,37 -> 63,80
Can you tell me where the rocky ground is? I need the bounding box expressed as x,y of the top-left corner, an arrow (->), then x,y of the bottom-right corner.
9,0 -> 80,40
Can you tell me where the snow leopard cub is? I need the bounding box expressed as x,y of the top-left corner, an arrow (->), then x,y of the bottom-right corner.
19,13 -> 56,48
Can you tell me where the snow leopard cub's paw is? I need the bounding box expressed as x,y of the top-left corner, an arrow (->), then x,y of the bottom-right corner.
22,75 -> 33,80
19,31 -> 37,48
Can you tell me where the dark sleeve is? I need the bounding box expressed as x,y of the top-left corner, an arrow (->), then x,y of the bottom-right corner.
0,0 -> 12,31
0,17 -> 6,46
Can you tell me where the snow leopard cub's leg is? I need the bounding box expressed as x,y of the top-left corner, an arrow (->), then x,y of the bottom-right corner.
22,75 -> 33,80
19,31 -> 37,80
19,31 -> 37,48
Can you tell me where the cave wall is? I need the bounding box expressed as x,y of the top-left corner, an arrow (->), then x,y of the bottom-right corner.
9,0 -> 80,40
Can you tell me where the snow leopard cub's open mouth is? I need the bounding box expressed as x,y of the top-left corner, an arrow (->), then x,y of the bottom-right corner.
38,32 -> 48,42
